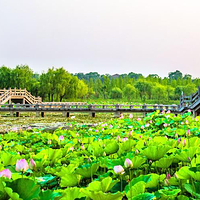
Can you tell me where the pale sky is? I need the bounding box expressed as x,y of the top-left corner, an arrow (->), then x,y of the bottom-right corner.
0,0 -> 200,77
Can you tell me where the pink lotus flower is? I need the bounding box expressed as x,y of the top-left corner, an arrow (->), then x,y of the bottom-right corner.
166,174 -> 171,179
186,129 -> 191,136
95,130 -> 99,132
177,138 -> 181,144
114,165 -> 125,175
129,114 -> 133,118
165,136 -> 168,139
76,133 -> 79,137
181,122 -> 184,125
183,139 -> 186,147
145,123 -> 150,127
58,135 -> 64,141
29,158 -> 36,170
120,113 -> 124,119
48,139 -> 51,144
139,135 -> 141,138
186,120 -> 189,124
128,131 -> 132,137
81,145 -> 85,150
0,169 -> 11,179
122,137 -> 128,142
166,110 -> 171,114
137,118 -> 141,121
70,146 -> 74,151
15,159 -> 29,172
141,125 -> 145,129
163,123 -> 168,127
116,135 -> 120,141
162,110 -> 165,114
175,133 -> 178,138
149,120 -> 152,123
109,125 -> 113,129
124,158 -> 133,168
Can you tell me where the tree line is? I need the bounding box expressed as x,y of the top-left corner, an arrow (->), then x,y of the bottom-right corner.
0,65 -> 199,103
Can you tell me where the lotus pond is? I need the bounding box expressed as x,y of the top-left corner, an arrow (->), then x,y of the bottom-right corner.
0,111 -> 200,199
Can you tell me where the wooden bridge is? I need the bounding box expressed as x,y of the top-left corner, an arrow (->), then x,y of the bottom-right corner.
0,88 -> 199,117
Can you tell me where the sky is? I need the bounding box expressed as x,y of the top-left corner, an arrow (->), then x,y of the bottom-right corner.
0,0 -> 200,78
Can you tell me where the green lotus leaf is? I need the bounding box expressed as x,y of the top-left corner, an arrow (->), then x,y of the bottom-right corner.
61,187 -> 86,200
87,177 -> 119,193
184,182 -> 200,198
176,147 -> 197,162
104,141 -> 119,155
191,155 -> 200,167
131,193 -> 155,200
75,163 -> 100,178
84,190 -> 123,200
60,173 -> 80,187
168,177 -> 179,186
6,178 -> 40,200
188,166 -> 200,181
126,181 -> 146,199
177,195 -> 190,200
145,174 -> 160,188
36,174 -> 57,187
142,145 -> 171,160
158,188 -> 181,199
3,187 -> 22,200
39,190 -> 62,200
130,156 -> 146,169
0,152 -> 20,166
154,157 -> 173,168
175,166 -> 191,180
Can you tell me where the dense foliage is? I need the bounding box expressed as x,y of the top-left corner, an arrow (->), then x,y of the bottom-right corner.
0,111 -> 200,199
1,65 -> 200,103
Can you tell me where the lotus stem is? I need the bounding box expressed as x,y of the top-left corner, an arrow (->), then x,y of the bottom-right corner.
120,175 -> 123,192
129,168 -> 132,200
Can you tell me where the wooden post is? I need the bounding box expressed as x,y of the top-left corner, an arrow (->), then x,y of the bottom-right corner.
114,104 -> 121,118
67,112 -> 70,117
36,111 -> 39,117
62,111 -> 66,117
41,112 -> 45,117
16,112 -> 20,117
10,111 -> 14,117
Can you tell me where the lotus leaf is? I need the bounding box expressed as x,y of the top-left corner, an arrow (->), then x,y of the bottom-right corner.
75,163 -> 100,178
39,190 -> 62,200
158,188 -> 181,199
61,187 -> 86,200
6,178 -> 40,200
104,141 -> 119,155
84,190 -> 123,200
131,193 -> 155,200
142,145 -> 171,160
154,157 -> 173,168
130,156 -> 146,169
176,166 -> 191,180
188,166 -> 200,181
126,181 -> 146,199
87,177 -> 119,192
176,147 -> 197,162
184,182 -> 200,199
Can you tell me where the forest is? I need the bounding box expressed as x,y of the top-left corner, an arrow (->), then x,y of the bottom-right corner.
0,65 -> 199,104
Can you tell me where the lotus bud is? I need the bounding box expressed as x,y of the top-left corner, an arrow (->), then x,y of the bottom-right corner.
149,160 -> 152,164
81,145 -> 85,150
0,145 -> 2,150
166,110 -> 171,114
48,139 -> 51,144
181,122 -> 184,125
186,129 -> 191,136
15,159 -> 29,172
177,138 -> 181,144
186,120 -> 189,124
183,139 -> 186,147
0,169 -> 11,179
114,165 -> 125,175
164,178 -> 169,186
124,158 -> 133,168
109,125 -> 113,129
69,124 -> 72,128
163,123 -> 168,127
70,146 -> 74,151
162,110 -> 165,114
76,133 -> 79,137
95,130 -> 98,132
145,123 -> 150,127
137,118 -> 141,121
129,114 -> 133,118
196,118 -> 199,121
174,173 -> 178,179
166,174 -> 171,179
187,157 -> 191,162
88,158 -> 92,162
188,109 -> 191,112
128,131 -> 132,137
149,120 -> 152,123
122,137 -> 128,142
58,135 -> 64,141
102,143 -> 105,148
175,133 -> 178,138
144,141 -> 147,146
135,149 -> 139,155
141,125 -> 144,129
103,152 -> 106,156
116,135 -> 120,141
29,158 -> 36,170
139,135 -> 141,138
165,136 -> 168,139
120,113 -> 124,118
